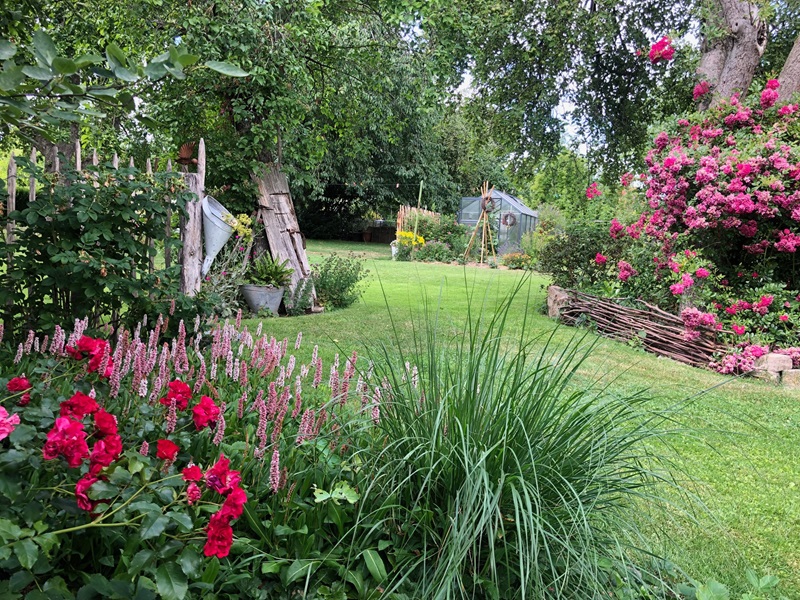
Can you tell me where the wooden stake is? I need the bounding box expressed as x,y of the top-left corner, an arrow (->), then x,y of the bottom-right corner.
75,140 -> 81,171
6,153 -> 16,241
29,148 -> 36,204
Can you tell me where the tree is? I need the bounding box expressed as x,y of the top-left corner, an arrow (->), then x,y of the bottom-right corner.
402,0 -> 800,176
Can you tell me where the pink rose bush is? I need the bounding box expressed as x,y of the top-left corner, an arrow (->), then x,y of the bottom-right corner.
545,82 -> 800,375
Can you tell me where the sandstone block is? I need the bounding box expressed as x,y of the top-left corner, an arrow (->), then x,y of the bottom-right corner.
547,286 -> 569,319
754,353 -> 793,373
782,369 -> 800,387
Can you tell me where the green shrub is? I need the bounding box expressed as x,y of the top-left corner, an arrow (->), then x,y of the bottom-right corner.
355,282 -> 689,598
415,240 -> 455,262
284,277 -> 315,316
0,159 -> 193,339
312,252 -> 369,309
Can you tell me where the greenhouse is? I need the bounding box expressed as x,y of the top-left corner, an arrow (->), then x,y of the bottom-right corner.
457,190 -> 539,253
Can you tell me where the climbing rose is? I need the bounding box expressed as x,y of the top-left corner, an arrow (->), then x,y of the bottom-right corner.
187,482 -> 201,505
693,80 -> 710,101
695,267 -> 710,279
595,253 -> 607,266
156,439 -> 180,461
780,314 -> 789,322
732,325 -> 746,335
43,417 -> 89,467
182,465 -> 204,482
586,182 -> 602,199
205,454 -> 241,495
159,380 -> 192,411
192,396 -> 221,430
761,80 -> 780,109
204,512 -> 234,558
6,376 -> 31,393
93,409 -> 118,436
649,36 -> 675,63
60,392 -> 99,419
219,487 -> 248,520
617,261 -> 637,282
609,218 -> 625,239
75,474 -> 99,512
0,407 -> 20,441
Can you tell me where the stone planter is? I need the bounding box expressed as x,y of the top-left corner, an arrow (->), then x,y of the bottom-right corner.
241,284 -> 284,315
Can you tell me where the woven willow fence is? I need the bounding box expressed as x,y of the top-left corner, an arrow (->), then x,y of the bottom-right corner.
558,289 -> 722,367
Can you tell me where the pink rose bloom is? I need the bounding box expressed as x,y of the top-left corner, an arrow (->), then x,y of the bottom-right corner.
732,325 -> 746,335
0,407 -> 20,441
780,314 -> 789,322
693,80 -> 710,101
649,36 -> 675,63
595,253 -> 607,266
695,267 -> 710,279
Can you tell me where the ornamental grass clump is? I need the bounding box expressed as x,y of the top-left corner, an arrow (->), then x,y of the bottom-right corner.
356,280 -> 686,598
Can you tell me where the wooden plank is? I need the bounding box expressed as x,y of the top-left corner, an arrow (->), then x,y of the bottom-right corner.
74,140 -> 81,170
252,166 -> 317,306
180,172 -> 203,296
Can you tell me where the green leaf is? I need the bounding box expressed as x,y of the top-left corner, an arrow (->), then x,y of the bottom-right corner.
0,67 -> 25,91
87,480 -> 119,500
156,562 -> 188,600
139,513 -> 169,540
106,43 -> 128,68
175,53 -> 199,67
144,62 -> 167,80
52,57 -> 77,75
201,557 -> 219,584
112,65 -> 139,83
0,518 -> 24,543
32,31 -> 57,66
21,65 -> 53,81
697,580 -> 730,600
177,546 -> 203,579
74,53 -> 103,68
167,511 -> 193,533
9,570 -> 34,592
362,550 -> 387,583
0,40 -> 16,60
260,560 -> 286,575
130,549 -> 154,574
204,61 -> 249,77
13,538 -> 38,569
284,560 -> 318,585
759,574 -> 779,590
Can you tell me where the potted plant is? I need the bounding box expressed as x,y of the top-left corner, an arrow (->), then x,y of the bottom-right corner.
240,254 -> 294,314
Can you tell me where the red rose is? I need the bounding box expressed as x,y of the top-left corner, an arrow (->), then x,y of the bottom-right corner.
60,392 -> 99,419
156,439 -> 180,461
18,393 -> 30,406
7,376 -> 31,392
187,482 -> 201,505
204,455 -> 241,495
204,512 -> 234,558
43,417 -> 89,467
192,396 -> 221,430
219,486 -> 247,520
93,409 -> 118,436
75,474 -> 99,512
66,336 -> 113,378
89,436 -> 122,474
182,465 -> 204,482
159,380 -> 192,411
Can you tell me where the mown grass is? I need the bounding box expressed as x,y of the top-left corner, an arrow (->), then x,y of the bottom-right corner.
242,239 -> 800,596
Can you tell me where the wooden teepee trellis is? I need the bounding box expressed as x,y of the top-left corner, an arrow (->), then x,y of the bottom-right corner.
463,181 -> 497,264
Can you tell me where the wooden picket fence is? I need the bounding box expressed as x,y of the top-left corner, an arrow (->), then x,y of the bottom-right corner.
396,204 -> 440,233
3,139 -> 206,298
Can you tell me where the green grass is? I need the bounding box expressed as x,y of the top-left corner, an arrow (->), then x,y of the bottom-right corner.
243,239 -> 800,596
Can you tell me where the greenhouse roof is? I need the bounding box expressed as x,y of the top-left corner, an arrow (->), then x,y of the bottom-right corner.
460,190 -> 537,217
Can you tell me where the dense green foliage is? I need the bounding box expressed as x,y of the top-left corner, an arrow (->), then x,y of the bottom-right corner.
312,252 -> 369,309
0,159 -> 193,338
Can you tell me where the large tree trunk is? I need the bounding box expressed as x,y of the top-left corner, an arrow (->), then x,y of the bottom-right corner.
698,0 -> 767,108
778,34 -> 800,102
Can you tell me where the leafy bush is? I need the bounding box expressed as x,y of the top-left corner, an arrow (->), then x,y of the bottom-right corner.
0,159 -> 193,340
501,251 -> 533,269
414,240 -> 454,262
312,252 -> 369,309
355,284 -> 689,598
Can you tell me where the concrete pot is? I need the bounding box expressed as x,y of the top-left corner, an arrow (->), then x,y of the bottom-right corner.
241,284 -> 284,315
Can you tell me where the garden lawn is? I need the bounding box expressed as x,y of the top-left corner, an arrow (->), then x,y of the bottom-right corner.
243,239 -> 800,596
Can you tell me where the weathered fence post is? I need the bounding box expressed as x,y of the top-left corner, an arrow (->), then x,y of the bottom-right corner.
165,159 -> 173,270
6,154 -> 16,245
180,139 -> 205,296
